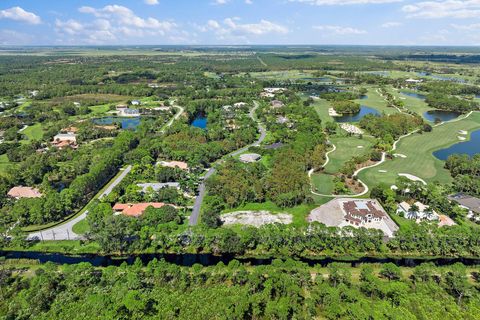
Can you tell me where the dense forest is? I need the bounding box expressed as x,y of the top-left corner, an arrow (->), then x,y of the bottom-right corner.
1,259 -> 480,319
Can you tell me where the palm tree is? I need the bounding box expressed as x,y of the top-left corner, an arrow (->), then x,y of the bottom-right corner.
408,204 -> 419,220
424,206 -> 435,220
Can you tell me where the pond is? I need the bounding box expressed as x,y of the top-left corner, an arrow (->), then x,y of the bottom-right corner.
360,95 -> 368,100
423,110 -> 461,122
401,91 -> 426,100
301,77 -> 331,82
366,71 -> 389,77
334,106 -> 380,123
3,250 -> 480,268
433,129 -> 480,160
92,117 -> 141,130
191,115 -> 207,129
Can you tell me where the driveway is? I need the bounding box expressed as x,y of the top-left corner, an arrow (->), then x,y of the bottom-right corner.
189,101 -> 266,226
27,166 -> 132,241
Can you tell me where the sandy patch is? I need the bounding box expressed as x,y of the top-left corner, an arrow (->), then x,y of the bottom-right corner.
398,173 -> 427,185
328,108 -> 340,117
221,210 -> 292,227
393,153 -> 407,158
357,146 -> 364,149
378,170 -> 387,173
458,130 -> 467,135
340,123 -> 363,134
458,136 -> 466,141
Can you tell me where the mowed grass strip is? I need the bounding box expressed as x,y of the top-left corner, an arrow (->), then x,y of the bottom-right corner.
324,135 -> 375,174
357,87 -> 397,115
311,173 -> 335,194
359,112 -> 480,187
22,123 -> 44,141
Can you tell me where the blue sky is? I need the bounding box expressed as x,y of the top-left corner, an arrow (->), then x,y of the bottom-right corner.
0,0 -> 480,45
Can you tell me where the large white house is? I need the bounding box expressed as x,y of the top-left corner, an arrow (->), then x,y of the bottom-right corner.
397,201 -> 438,221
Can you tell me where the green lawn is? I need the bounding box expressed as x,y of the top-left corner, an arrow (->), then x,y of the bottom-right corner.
72,219 -> 90,235
21,123 -> 44,141
0,154 -> 13,173
5,240 -> 101,254
358,112 -> 480,188
89,104 -> 111,115
324,135 -> 375,174
311,98 -> 333,124
311,173 -> 335,194
357,86 -> 397,115
386,87 -> 431,117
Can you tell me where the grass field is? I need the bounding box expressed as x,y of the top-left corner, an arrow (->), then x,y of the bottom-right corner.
0,154 -> 12,173
310,134 -> 374,195
311,173 -> 335,194
324,135 -> 375,174
358,86 -> 397,115
21,123 -> 44,141
386,87 -> 431,116
311,98 -> 333,124
89,104 -> 111,115
72,219 -> 90,235
359,112 -> 480,188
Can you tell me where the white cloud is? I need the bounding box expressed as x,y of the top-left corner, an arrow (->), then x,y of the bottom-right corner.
144,0 -> 159,5
402,0 -> 480,19
290,0 -> 401,5
213,0 -> 230,4
198,18 -> 288,42
55,5 -> 184,44
451,22 -> 480,30
0,6 -> 41,24
78,5 -> 175,31
245,0 -> 253,4
381,21 -> 402,28
0,29 -> 35,45
313,25 -> 367,34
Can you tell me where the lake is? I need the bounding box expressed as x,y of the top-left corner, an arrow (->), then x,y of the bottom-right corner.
92,117 -> 141,130
433,129 -> 480,160
334,106 -> 380,123
366,71 -> 389,77
301,77 -> 331,82
401,91 -> 426,100
423,110 -> 461,122
191,115 -> 207,129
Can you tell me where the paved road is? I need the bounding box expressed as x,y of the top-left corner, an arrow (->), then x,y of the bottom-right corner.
26,104 -> 185,241
189,101 -> 266,225
27,165 -> 132,241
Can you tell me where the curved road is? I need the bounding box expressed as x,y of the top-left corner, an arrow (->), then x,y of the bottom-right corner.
27,165 -> 132,241
309,111 -> 477,198
27,104 -> 184,241
189,101 -> 266,225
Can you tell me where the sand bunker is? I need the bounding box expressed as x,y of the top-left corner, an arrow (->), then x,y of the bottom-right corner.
357,146 -> 364,149
398,173 -> 427,185
393,153 -> 407,158
458,136 -> 466,141
221,211 -> 292,227
378,170 -> 387,173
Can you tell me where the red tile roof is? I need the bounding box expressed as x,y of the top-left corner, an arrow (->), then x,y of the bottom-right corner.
113,202 -> 166,217
8,186 -> 42,198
